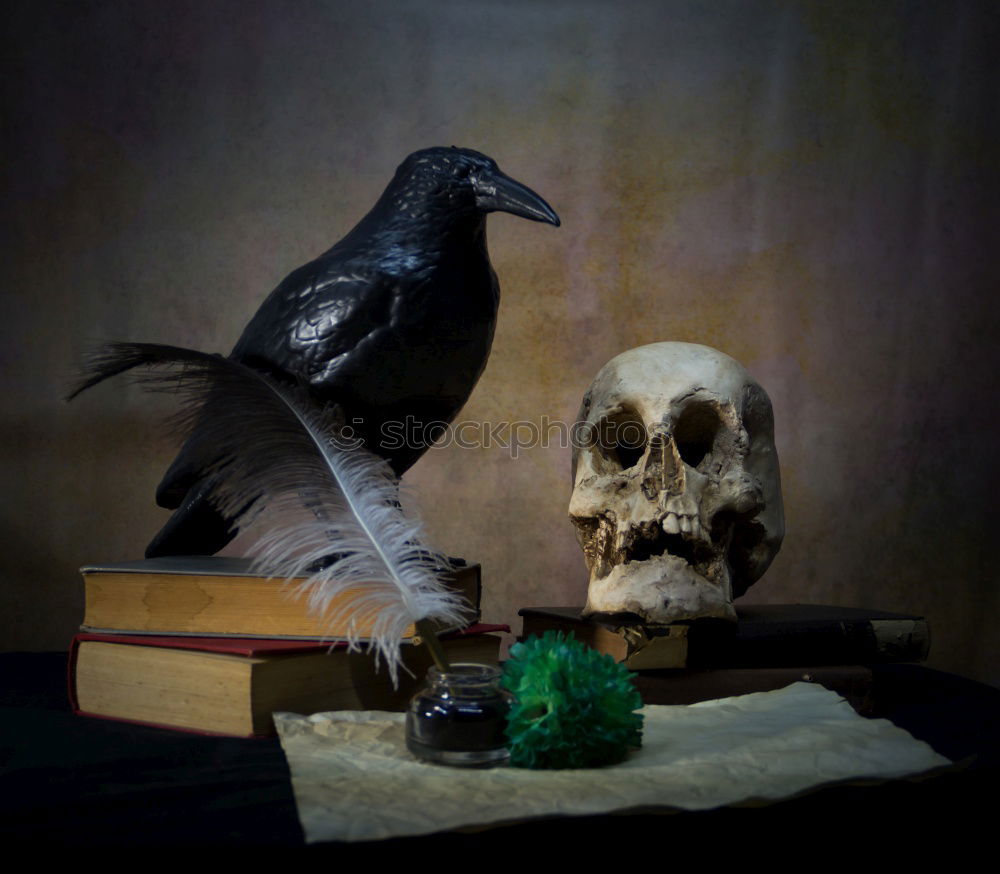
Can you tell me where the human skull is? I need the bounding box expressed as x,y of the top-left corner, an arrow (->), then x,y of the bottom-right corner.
569,342 -> 783,624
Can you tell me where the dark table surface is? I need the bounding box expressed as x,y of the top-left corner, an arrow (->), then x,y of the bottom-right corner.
2,652 -> 998,855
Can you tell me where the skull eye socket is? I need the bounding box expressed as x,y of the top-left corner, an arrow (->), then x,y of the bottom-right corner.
615,440 -> 645,470
594,410 -> 647,472
674,403 -> 722,470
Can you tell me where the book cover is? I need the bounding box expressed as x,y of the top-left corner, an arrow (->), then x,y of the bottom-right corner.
519,604 -> 930,669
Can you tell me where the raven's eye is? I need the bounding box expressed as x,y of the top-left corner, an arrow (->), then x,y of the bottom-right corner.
452,163 -> 472,179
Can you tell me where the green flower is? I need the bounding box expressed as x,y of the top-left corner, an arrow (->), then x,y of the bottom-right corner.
501,631 -> 644,769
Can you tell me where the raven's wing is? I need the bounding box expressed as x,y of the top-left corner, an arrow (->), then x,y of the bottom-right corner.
155,258 -> 399,509
232,258 -> 402,387
147,261 -> 402,556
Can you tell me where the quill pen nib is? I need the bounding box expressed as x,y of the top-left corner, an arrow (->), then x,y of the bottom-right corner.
414,618 -> 452,673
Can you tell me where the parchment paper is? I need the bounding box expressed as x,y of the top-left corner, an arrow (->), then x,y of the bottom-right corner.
275,682 -> 950,843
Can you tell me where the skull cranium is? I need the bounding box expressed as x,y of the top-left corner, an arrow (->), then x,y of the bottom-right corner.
569,342 -> 784,624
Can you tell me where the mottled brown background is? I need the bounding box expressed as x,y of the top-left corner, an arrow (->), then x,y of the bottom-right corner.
3,1 -> 998,685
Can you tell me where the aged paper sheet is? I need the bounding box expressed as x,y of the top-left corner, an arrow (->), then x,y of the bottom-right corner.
275,682 -> 949,843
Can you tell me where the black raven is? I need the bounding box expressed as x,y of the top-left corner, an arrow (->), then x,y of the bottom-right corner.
146,146 -> 560,557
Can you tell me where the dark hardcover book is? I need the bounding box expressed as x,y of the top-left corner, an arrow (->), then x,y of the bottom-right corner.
631,665 -> 875,714
518,604 -> 930,670
68,623 -> 507,737
80,555 -> 481,640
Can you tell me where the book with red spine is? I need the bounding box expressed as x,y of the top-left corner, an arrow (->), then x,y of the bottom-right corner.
69,624 -> 508,737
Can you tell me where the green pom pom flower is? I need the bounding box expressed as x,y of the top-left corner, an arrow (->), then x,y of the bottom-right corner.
501,631 -> 643,769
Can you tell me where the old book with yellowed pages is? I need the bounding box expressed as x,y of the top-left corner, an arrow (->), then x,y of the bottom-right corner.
81,555 -> 480,639
69,625 -> 505,737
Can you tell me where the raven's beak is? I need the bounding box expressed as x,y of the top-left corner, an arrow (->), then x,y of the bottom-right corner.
474,170 -> 560,226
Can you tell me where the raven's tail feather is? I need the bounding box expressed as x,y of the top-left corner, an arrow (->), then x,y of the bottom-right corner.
145,480 -> 238,558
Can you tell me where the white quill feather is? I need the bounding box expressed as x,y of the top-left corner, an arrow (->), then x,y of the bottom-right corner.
68,342 -> 471,683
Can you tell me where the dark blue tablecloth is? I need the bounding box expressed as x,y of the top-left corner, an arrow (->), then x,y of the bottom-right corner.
2,653 -> 997,851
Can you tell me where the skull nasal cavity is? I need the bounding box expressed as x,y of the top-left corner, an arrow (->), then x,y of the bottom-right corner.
673,403 -> 722,469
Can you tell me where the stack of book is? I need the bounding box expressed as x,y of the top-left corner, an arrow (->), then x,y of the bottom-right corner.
70,556 -> 503,736
518,605 -> 931,714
